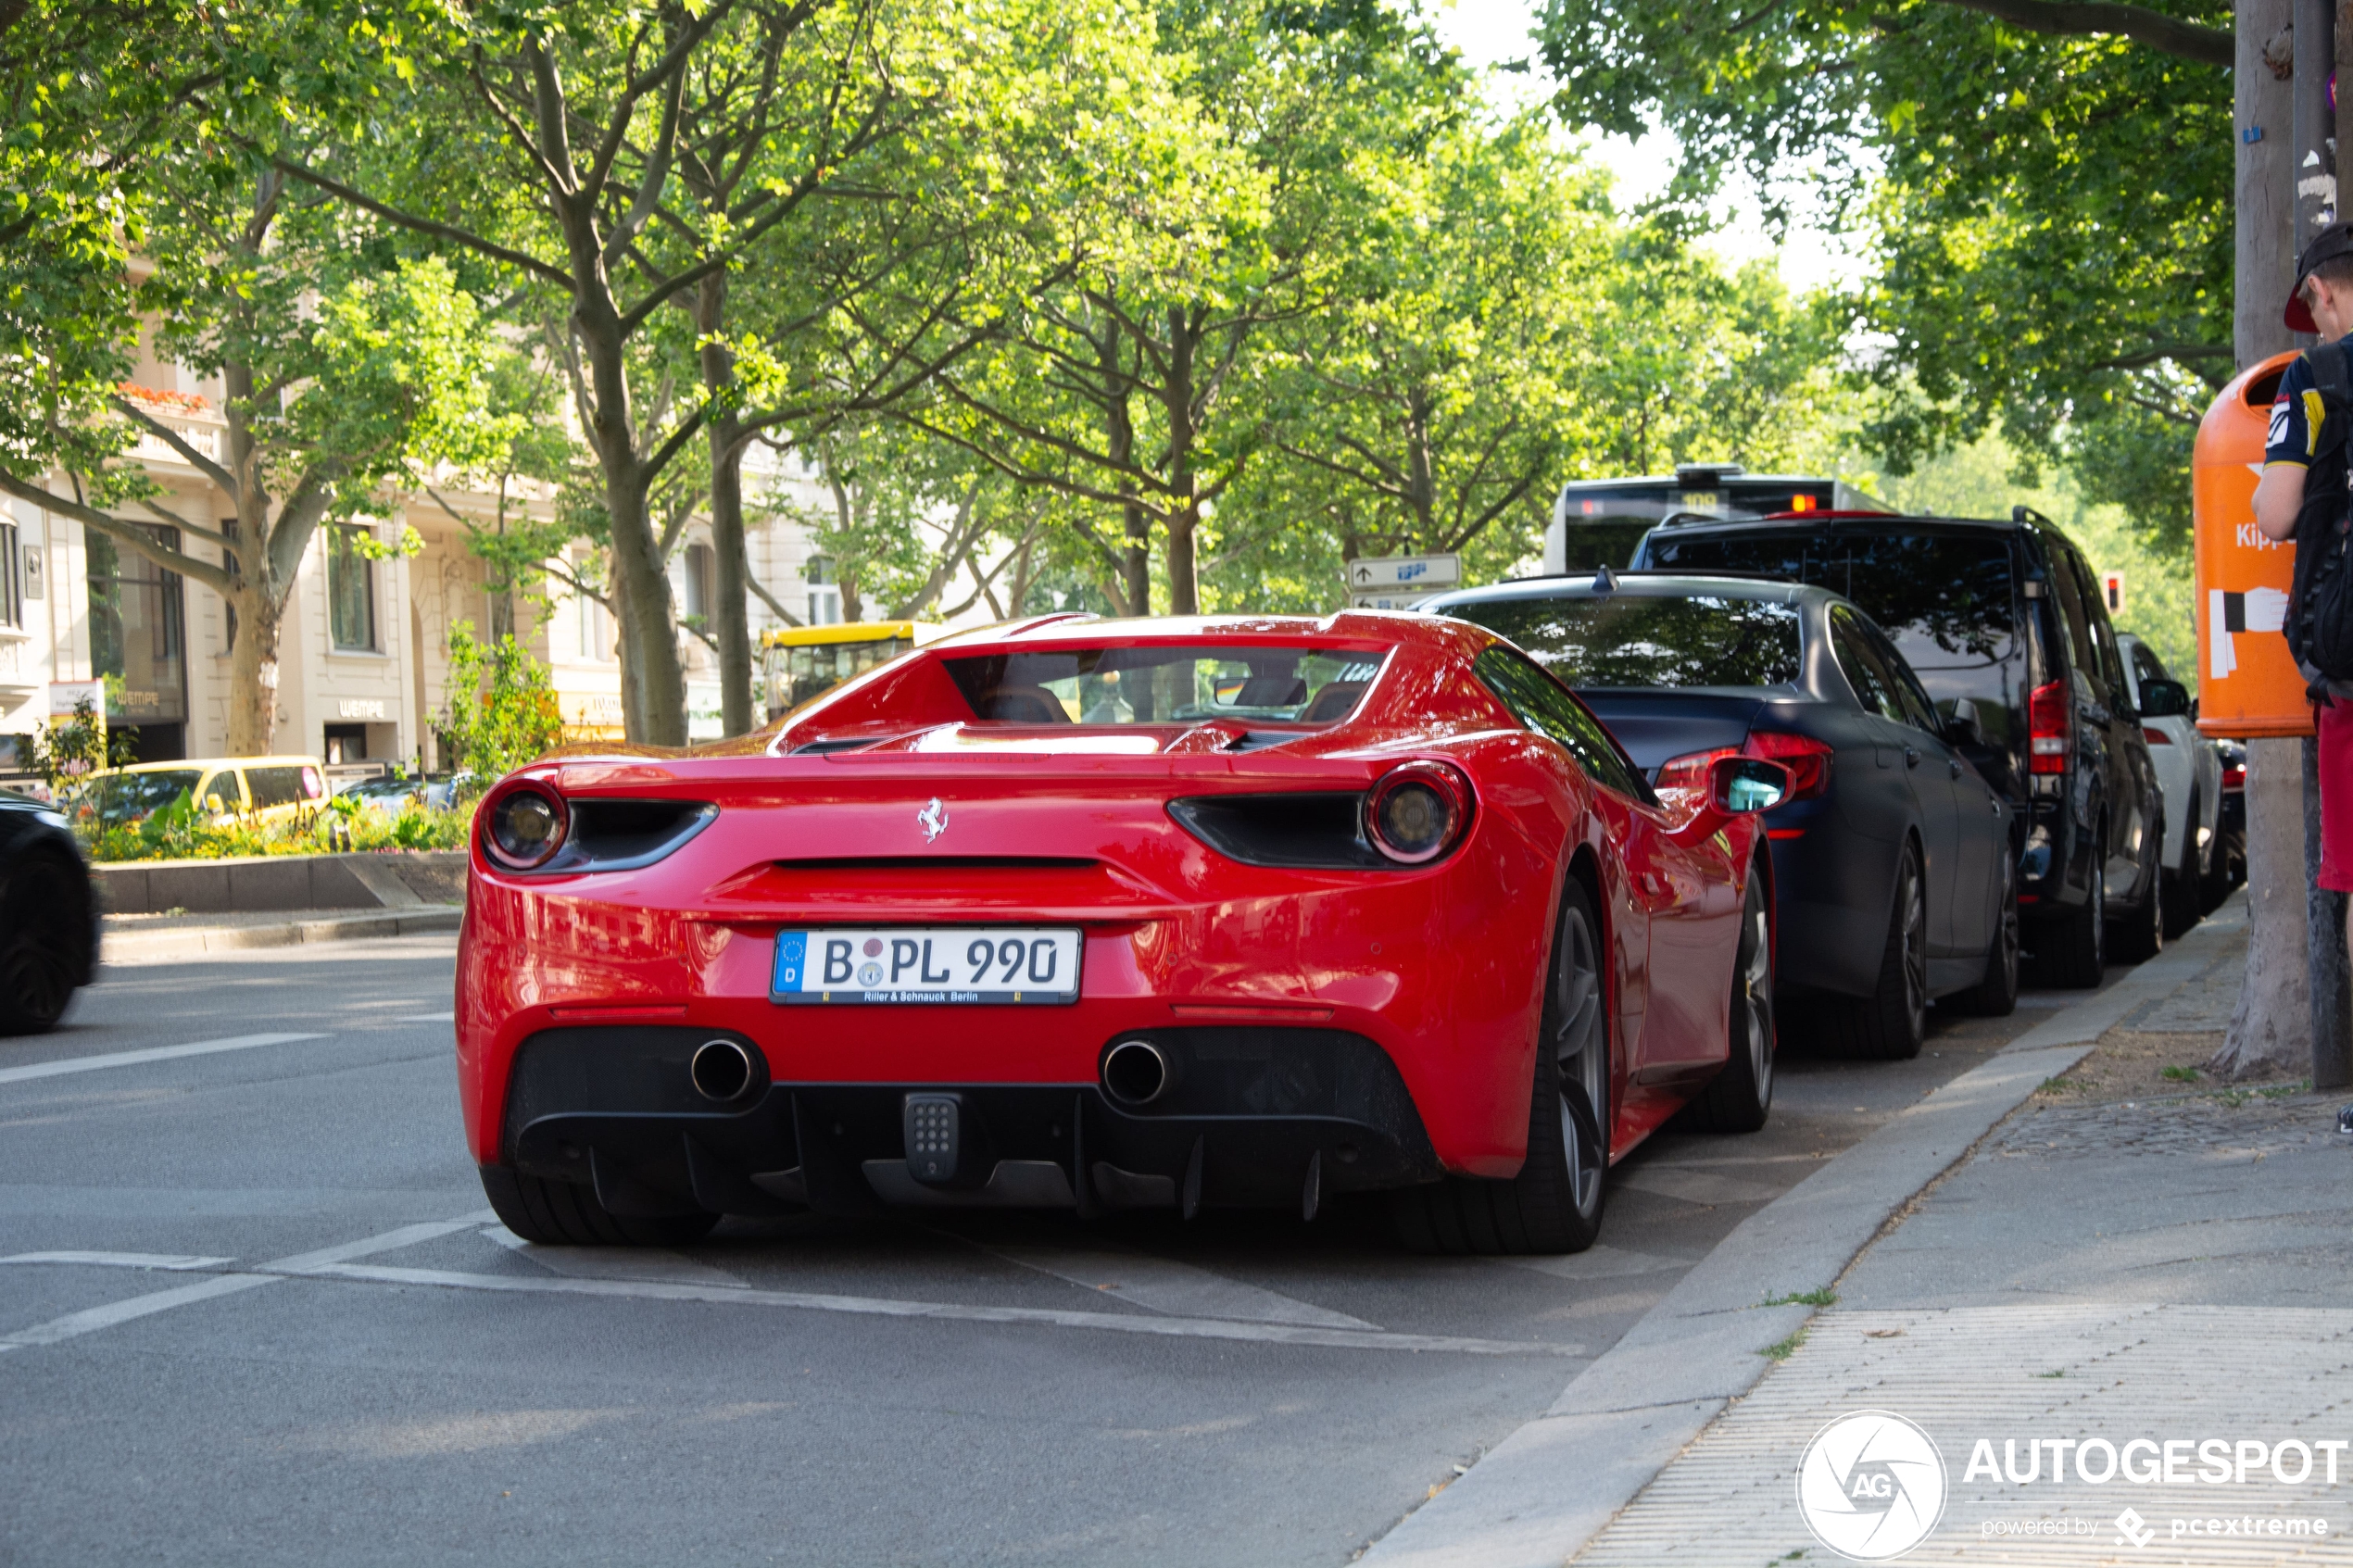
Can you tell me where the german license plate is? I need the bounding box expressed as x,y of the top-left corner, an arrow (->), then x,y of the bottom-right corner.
772,927 -> 1083,1005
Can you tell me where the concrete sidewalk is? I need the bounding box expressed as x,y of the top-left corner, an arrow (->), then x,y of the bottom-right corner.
101,905 -> 461,962
1365,893 -> 2353,1566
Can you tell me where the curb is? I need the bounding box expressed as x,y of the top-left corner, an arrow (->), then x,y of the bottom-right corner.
1359,891 -> 2250,1568
101,907 -> 463,964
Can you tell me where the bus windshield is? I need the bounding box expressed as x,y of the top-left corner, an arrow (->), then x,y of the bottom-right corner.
764,635 -> 914,717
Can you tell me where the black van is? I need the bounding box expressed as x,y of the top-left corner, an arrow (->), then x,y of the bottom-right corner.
1631,508 -> 2166,985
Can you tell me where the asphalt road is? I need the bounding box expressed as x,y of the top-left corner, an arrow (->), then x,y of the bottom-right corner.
0,935 -> 2094,1566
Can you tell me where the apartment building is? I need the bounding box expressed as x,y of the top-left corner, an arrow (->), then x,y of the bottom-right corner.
0,347 -> 944,776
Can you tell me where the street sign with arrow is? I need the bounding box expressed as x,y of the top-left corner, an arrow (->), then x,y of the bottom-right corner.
1344,553 -> 1461,591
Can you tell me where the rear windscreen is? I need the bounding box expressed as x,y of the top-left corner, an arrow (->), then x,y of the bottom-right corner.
1453,596 -> 1803,689
1554,519 -> 1657,572
1639,530 -> 2016,670
942,646 -> 1384,725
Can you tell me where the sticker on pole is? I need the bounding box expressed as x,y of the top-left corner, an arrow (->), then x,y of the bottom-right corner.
1795,1409 -> 1947,1561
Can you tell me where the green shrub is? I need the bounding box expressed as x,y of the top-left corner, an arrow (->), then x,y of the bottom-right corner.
87,793 -> 470,862
434,621 -> 562,783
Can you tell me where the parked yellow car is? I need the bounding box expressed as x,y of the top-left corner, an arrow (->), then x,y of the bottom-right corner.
91,755 -> 329,827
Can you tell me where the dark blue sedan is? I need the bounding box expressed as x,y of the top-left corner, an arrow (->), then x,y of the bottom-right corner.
1426,571 -> 2017,1059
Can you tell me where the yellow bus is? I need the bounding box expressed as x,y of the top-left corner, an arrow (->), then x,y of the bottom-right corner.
761,621 -> 941,720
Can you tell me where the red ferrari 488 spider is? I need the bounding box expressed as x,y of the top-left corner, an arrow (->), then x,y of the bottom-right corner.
457,612 -> 1789,1255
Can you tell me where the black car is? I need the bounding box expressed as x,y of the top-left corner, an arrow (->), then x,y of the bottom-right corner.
2214,739 -> 2247,905
1426,573 -> 2016,1060
1631,508 -> 2167,986
0,791 -> 97,1033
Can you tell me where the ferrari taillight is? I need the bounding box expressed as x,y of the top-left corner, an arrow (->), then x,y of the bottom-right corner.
2029,680 -> 2070,774
1741,731 -> 1832,798
1365,760 -> 1473,865
481,780 -> 569,870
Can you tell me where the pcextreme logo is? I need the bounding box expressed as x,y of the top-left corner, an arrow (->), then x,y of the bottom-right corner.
1796,1411 -> 1949,1562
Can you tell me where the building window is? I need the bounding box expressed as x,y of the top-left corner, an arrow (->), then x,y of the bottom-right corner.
0,522 -> 20,630
84,521 -> 188,751
571,548 -> 611,661
220,518 -> 239,650
683,541 -> 713,622
328,526 -> 377,651
805,554 -> 841,626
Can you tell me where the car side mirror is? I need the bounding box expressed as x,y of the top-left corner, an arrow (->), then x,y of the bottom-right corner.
2139,678 -> 2190,719
204,794 -> 226,814
1944,696 -> 1985,746
1712,756 -> 1791,815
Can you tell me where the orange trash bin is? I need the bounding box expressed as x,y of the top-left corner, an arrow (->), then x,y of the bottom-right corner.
2195,350 -> 2315,739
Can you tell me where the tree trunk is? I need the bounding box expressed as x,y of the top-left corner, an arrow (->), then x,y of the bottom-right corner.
1404,388 -> 1437,546
2217,0 -> 2309,1079
694,274 -> 757,736
1163,307 -> 1201,616
223,581 -> 282,758
571,286 -> 686,744
2221,740 -> 2315,1074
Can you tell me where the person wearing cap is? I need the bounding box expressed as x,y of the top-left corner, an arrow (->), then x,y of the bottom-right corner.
2253,222 -> 2353,969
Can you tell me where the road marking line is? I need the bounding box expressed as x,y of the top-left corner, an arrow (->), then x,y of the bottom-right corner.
263,1217 -> 490,1274
0,1251 -> 234,1271
388,1012 -> 455,1023
292,1261 -> 1581,1356
481,1225 -> 749,1289
0,1273 -> 279,1348
0,1033 -> 328,1087
0,1214 -> 497,1355
979,1242 -> 1377,1330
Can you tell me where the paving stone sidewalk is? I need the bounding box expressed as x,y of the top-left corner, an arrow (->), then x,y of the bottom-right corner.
1571,918 -> 2353,1565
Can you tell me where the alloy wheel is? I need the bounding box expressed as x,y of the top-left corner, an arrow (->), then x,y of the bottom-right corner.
2089,863 -> 2106,972
1738,888 -> 1774,1105
1993,858 -> 2020,995
1898,858 -> 1927,1038
1,943 -> 70,1027
1553,904 -> 1607,1216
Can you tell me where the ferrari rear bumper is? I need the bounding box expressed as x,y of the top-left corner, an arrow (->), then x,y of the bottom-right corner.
497,1024 -> 1444,1216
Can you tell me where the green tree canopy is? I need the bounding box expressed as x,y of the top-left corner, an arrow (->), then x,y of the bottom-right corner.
1535,0 -> 2231,546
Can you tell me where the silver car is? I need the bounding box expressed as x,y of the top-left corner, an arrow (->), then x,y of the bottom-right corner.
2115,633 -> 2224,936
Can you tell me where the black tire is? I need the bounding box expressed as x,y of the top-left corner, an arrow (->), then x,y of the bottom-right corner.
1393,877 -> 1608,1255
1947,847 -> 2019,1018
2163,790 -> 2205,938
2198,801 -> 2234,913
479,1166 -> 721,1248
2108,821 -> 2166,964
0,850 -> 88,1036
1814,843 -> 1926,1060
2034,853 -> 2106,989
1685,865 -> 1774,1132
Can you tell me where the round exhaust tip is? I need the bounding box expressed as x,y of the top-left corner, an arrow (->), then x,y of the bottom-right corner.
689,1038 -> 755,1103
1101,1038 -> 1171,1107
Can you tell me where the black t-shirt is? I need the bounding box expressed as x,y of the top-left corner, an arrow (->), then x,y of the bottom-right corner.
2266,341 -> 2353,674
